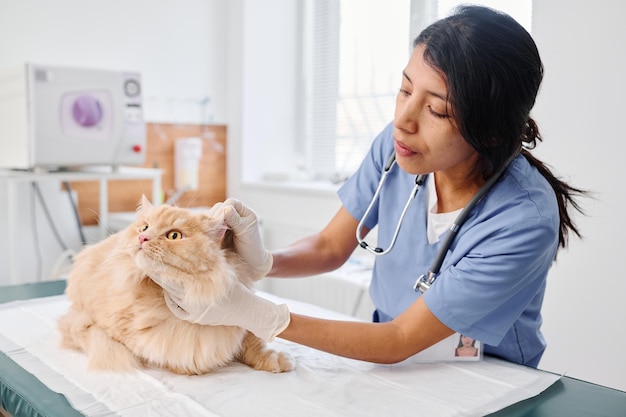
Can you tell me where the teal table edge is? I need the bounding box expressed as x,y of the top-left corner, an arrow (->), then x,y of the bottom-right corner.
1,280 -> 625,417
0,280 -> 68,304
0,280 -> 85,417
488,375 -> 626,417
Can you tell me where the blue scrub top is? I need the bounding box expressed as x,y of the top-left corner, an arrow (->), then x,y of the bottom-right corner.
338,123 -> 559,367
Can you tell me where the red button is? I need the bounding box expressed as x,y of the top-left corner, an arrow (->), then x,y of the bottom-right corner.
132,144 -> 142,153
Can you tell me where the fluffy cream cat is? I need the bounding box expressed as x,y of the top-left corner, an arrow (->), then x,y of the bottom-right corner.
58,196 -> 294,375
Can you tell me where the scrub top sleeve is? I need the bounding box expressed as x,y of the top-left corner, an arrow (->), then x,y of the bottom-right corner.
338,122 -> 395,229
423,212 -> 558,346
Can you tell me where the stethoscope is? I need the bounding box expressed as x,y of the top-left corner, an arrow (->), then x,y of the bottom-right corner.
356,151 -> 516,294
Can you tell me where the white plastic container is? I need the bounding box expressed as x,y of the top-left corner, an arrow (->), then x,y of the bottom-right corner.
174,137 -> 203,191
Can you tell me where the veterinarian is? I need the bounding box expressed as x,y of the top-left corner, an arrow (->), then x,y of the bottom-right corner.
157,5 -> 585,368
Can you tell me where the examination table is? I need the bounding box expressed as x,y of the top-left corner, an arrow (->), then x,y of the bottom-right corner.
1,280 -> 624,417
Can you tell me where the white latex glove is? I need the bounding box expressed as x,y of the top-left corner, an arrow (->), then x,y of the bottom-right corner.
209,198 -> 273,280
162,280 -> 290,342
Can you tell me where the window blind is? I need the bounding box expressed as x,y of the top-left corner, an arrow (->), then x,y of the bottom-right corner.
300,0 -> 411,181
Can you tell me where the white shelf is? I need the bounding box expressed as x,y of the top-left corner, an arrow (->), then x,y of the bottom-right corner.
0,166 -> 162,284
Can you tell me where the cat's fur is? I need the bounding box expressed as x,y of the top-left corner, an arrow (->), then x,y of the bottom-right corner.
58,196 -> 294,375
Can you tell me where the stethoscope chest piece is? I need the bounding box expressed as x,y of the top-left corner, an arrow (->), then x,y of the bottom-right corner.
413,271 -> 437,294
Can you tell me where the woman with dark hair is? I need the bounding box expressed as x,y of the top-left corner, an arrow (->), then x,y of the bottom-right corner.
455,335 -> 478,357
155,5 -> 585,368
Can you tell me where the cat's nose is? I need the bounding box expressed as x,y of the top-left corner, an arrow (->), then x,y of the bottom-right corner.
139,235 -> 149,244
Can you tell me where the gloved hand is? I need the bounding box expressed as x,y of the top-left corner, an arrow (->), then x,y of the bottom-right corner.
209,198 -> 273,280
162,280 -> 291,342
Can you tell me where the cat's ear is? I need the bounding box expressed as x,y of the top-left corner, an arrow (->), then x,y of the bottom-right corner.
201,215 -> 228,241
136,195 -> 153,217
214,219 -> 228,241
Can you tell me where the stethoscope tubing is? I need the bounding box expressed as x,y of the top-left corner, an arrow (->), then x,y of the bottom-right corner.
357,150 -> 519,293
355,153 -> 425,255
427,155 -> 514,276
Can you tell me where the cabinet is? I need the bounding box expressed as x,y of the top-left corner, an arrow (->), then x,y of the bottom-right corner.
68,123 -> 227,226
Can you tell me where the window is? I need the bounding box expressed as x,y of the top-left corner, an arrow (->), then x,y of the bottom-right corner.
300,0 -> 411,181
296,0 -> 532,183
240,1 -> 532,185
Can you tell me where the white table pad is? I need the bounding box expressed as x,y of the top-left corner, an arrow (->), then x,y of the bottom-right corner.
0,293 -> 560,417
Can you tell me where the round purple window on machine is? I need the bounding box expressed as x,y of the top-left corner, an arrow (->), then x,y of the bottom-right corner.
72,95 -> 103,127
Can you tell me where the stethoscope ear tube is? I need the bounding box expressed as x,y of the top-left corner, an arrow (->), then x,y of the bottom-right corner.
356,153 -> 398,255
384,152 -> 397,171
356,153 -> 425,256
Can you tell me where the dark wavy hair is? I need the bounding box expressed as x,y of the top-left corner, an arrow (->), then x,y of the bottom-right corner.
414,5 -> 585,249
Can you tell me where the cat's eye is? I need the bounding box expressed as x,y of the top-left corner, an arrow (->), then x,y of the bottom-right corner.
166,230 -> 183,240
140,224 -> 149,232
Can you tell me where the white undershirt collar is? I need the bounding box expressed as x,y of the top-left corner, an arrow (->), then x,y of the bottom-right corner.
426,175 -> 463,244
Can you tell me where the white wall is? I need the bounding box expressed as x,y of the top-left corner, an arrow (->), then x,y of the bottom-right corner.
230,1 -> 626,391
0,0 -> 228,124
531,0 -> 626,392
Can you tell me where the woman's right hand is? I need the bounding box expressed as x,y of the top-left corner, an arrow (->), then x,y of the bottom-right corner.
161,279 -> 290,342
209,198 -> 273,280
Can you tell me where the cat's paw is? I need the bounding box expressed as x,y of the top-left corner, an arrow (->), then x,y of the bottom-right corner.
272,350 -> 296,373
238,332 -> 295,372
259,350 -> 296,373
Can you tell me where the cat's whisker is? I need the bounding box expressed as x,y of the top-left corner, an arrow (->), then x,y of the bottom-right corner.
89,210 -> 117,236
185,194 -> 201,208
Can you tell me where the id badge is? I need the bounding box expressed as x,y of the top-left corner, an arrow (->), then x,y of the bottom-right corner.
408,333 -> 483,363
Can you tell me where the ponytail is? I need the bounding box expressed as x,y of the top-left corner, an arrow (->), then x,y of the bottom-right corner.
521,118 -> 586,250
